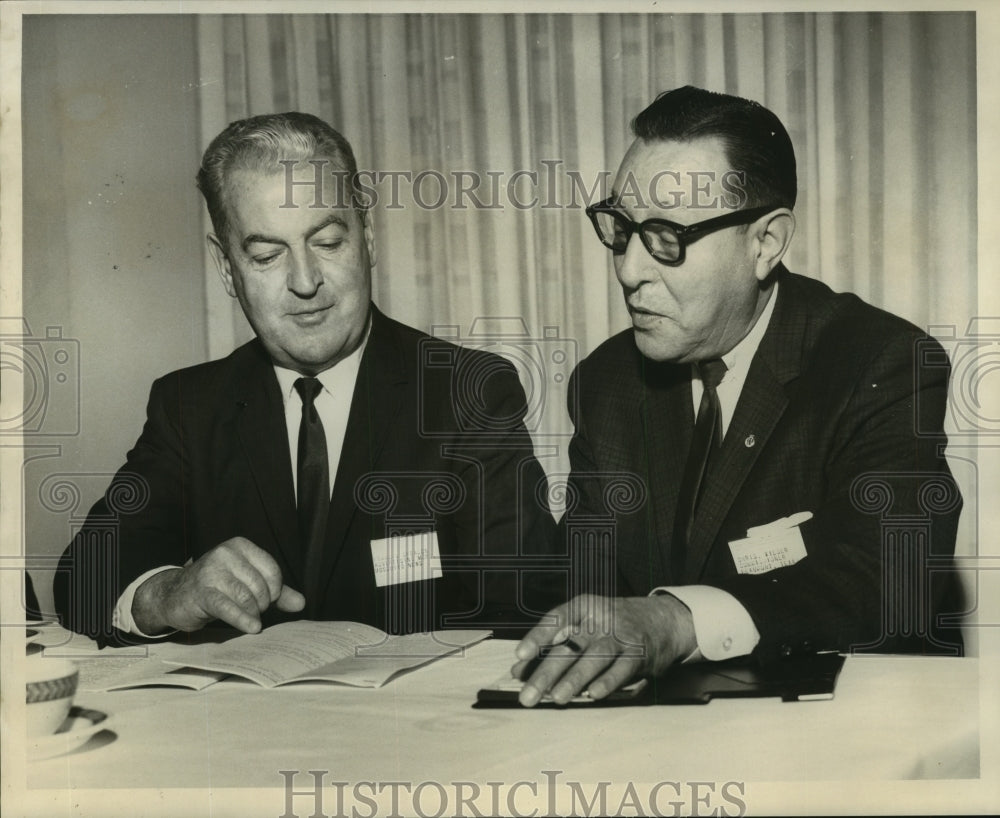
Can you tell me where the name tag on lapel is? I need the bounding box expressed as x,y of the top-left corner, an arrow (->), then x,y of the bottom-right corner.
728,512 -> 811,575
370,532 -> 443,587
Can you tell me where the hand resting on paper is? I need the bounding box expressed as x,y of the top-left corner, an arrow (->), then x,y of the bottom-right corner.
131,537 -> 305,635
511,593 -> 697,707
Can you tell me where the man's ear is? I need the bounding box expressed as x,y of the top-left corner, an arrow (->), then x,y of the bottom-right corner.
207,234 -> 238,298
752,208 -> 795,282
361,207 -> 377,269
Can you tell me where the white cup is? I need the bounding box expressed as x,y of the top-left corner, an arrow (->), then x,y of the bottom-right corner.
26,655 -> 79,735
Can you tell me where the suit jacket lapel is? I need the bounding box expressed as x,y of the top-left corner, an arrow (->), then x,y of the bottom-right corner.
234,343 -> 301,586
685,270 -> 807,582
638,359 -> 695,584
318,307 -> 408,588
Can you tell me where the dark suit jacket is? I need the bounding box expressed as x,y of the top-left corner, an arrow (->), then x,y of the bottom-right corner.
54,306 -> 556,644
563,268 -> 963,662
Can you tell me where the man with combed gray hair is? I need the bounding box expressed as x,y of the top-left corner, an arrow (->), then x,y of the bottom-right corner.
56,112 -> 556,644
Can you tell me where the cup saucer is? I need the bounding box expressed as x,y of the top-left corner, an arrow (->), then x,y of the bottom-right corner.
28,707 -> 112,761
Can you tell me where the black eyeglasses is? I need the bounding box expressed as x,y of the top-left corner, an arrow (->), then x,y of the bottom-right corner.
585,198 -> 780,265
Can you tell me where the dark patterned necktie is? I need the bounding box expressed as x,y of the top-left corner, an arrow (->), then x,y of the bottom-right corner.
294,377 -> 329,615
671,358 -> 727,581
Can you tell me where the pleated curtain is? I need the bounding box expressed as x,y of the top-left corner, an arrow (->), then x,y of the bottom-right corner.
195,12 -> 977,458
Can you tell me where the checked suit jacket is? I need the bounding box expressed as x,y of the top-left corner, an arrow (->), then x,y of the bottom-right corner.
563,268 -> 964,662
54,306 -> 557,645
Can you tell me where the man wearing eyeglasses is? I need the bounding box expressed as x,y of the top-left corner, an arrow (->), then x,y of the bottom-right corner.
513,86 -> 962,706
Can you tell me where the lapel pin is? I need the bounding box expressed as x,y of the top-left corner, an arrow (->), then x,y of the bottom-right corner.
744,434 -> 755,448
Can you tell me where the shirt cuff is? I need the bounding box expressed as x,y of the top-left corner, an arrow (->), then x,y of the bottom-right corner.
649,585 -> 760,661
113,566 -> 181,638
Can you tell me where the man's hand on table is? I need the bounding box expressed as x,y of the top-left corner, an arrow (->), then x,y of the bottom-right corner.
511,593 -> 697,707
131,537 -> 305,635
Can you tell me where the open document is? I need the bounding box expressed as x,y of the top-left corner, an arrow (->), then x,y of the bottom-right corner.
95,622 -> 490,691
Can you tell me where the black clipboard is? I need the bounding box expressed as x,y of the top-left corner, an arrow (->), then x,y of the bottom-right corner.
473,652 -> 845,708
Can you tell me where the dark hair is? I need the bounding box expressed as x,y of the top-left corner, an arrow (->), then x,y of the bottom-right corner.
196,112 -> 360,246
631,86 -> 797,209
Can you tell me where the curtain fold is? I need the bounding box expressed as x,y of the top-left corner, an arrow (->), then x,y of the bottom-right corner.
195,11 -> 977,453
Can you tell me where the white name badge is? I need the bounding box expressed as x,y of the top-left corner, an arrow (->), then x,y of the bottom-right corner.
728,513 -> 811,576
370,532 -> 443,588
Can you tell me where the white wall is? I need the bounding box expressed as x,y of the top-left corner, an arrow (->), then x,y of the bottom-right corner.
22,16 -> 207,613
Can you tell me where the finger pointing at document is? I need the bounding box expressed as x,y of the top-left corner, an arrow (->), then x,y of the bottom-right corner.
131,537 -> 305,636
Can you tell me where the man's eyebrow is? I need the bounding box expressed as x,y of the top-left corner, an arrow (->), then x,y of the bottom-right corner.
241,214 -> 350,253
305,214 -> 349,240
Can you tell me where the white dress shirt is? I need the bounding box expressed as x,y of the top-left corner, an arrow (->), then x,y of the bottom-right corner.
112,322 -> 370,636
273,332 -> 368,500
652,281 -> 780,661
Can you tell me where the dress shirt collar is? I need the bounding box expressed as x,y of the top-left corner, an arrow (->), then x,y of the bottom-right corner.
694,279 -> 779,387
720,279 -> 779,378
689,280 -> 780,436
272,311 -> 372,404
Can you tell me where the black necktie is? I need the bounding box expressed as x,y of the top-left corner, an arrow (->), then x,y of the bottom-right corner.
671,358 -> 727,581
294,377 -> 329,616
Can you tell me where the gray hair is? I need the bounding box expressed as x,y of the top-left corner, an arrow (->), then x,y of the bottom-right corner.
197,112 -> 360,247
